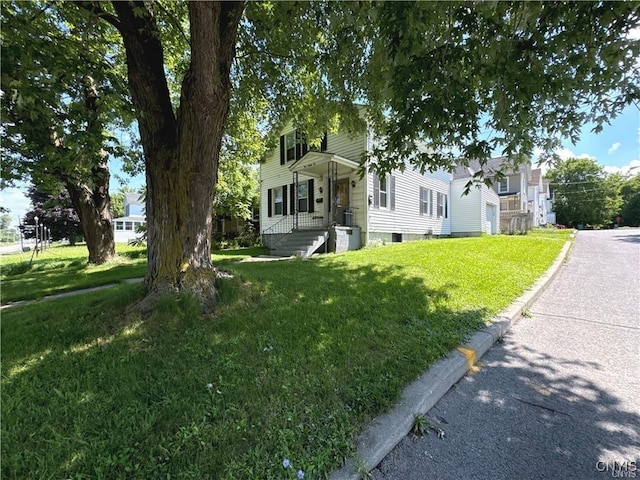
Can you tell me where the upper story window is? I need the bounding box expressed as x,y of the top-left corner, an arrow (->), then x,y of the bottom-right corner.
498,177 -> 509,193
284,131 -> 296,162
280,130 -> 327,165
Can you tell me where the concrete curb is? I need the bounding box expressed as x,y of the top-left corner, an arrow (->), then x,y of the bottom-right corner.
330,240 -> 573,480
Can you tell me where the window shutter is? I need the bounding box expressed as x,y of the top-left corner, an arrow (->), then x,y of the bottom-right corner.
373,174 -> 380,209
419,187 -> 424,215
267,189 -> 273,217
321,132 -> 328,152
390,175 -> 396,211
282,184 -> 288,215
280,136 -> 285,165
301,133 -> 308,157
290,183 -> 295,214
445,194 -> 448,218
308,179 -> 314,213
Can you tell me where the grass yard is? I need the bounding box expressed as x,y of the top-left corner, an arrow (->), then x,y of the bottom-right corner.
1,233 -> 571,479
0,244 -> 264,303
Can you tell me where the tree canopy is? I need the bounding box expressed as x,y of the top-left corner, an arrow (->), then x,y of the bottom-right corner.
546,157 -> 621,227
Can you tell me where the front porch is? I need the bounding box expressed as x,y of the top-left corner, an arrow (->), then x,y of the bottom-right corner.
263,151 -> 363,256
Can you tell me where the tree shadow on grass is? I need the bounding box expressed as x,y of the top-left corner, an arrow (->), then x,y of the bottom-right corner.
374,333 -> 640,480
2,257 -> 490,479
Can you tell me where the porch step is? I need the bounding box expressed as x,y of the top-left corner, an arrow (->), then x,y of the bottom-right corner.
270,230 -> 328,258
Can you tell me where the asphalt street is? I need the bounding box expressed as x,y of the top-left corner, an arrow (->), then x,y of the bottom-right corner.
372,229 -> 640,480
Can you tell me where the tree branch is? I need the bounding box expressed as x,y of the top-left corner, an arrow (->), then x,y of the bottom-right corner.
76,1 -> 122,33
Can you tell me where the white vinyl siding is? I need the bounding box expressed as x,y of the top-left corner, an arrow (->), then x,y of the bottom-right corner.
450,178 -> 499,236
260,122 -> 366,233
368,165 -> 451,238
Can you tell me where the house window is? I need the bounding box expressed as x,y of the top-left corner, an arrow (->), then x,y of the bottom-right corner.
379,176 -> 387,208
498,177 -> 509,194
284,131 -> 296,162
273,186 -> 283,215
420,187 -> 433,216
372,173 -> 395,210
297,183 -> 308,212
437,192 -> 448,218
125,221 -> 133,230
115,221 -> 124,231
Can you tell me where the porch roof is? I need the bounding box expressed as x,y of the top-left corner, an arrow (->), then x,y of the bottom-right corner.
288,151 -> 359,178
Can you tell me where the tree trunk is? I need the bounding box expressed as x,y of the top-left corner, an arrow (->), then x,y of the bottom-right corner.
66,161 -> 115,264
110,1 -> 244,311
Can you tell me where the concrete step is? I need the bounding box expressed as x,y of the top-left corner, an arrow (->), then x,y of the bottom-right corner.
271,230 -> 328,257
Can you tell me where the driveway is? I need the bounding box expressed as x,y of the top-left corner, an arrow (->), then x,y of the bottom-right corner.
373,229 -> 640,480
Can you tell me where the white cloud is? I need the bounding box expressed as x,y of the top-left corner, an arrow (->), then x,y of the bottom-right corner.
607,142 -> 621,155
603,159 -> 640,176
556,147 -> 596,161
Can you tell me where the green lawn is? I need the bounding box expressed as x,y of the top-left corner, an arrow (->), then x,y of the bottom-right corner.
1,234 -> 570,479
0,244 -> 264,303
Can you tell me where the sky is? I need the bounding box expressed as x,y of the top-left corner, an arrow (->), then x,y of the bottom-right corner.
2,103 -> 639,229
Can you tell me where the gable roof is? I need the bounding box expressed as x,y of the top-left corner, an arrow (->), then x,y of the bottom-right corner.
452,156 -> 531,179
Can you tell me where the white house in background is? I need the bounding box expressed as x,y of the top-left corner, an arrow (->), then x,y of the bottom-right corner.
112,192 -> 145,243
543,179 -> 556,224
450,166 -> 500,236
260,124 -> 451,256
527,168 -> 544,227
448,156 -> 532,233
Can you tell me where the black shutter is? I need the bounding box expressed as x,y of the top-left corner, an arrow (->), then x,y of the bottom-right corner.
267,189 -> 273,217
390,175 -> 396,211
320,132 -> 328,152
308,179 -> 314,213
301,133 -> 308,157
290,183 -> 295,214
280,136 -> 285,165
419,187 -> 424,215
282,185 -> 288,215
373,174 -> 380,209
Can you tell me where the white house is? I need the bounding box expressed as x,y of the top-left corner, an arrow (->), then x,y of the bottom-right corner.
260,125 -> 451,256
112,192 -> 145,243
450,166 -> 500,236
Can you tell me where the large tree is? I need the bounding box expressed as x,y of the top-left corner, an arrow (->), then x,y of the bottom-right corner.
546,157 -> 619,227
1,1 -> 138,264
27,1 -> 639,310
21,186 -> 83,244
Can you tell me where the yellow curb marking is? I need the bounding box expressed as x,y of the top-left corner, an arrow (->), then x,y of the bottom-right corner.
456,346 -> 477,368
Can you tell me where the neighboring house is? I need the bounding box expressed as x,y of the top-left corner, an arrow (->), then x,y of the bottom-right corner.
112,192 -> 146,243
450,166 -> 500,236
260,124 -> 451,256
451,156 -> 532,233
527,168 -> 543,227
542,179 -> 556,225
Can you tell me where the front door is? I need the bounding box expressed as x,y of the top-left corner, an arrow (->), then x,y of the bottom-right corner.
334,179 -> 349,225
